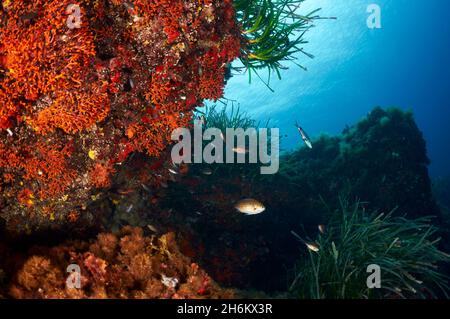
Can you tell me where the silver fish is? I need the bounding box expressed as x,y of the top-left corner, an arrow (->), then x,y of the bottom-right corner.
201,167 -> 213,175
295,121 -> 313,149
291,231 -> 320,252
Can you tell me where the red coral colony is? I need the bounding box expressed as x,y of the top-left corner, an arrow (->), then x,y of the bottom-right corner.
0,0 -> 246,299
0,0 -> 240,232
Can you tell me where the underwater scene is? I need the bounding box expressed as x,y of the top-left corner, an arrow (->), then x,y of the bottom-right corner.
1,0 -> 450,301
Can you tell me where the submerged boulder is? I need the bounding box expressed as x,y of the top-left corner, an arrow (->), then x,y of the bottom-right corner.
281,107 -> 439,219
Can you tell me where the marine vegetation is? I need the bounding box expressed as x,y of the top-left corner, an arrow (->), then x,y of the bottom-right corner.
190,102 -> 270,179
234,0 -> 323,84
201,102 -> 260,132
290,200 -> 450,299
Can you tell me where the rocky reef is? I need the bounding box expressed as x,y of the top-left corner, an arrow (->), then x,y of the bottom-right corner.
0,0 -> 241,236
278,107 -> 439,220
0,0 -> 448,300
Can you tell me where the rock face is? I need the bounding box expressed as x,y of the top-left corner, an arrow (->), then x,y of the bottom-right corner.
280,107 -> 439,219
0,0 -> 241,236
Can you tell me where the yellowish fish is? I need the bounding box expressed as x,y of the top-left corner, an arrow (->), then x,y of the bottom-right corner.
305,242 -> 320,252
235,198 -> 265,215
318,224 -> 325,234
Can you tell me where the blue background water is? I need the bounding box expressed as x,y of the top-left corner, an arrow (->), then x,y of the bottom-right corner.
223,0 -> 450,178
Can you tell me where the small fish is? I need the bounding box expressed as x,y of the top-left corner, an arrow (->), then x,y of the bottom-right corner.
118,188 -> 133,195
393,237 -> 402,248
232,147 -> 249,154
318,224 -> 325,234
199,115 -> 206,126
147,224 -> 158,233
235,198 -> 265,215
168,168 -> 178,175
123,2 -> 135,10
161,274 -> 179,288
305,242 -> 320,252
126,204 -> 133,213
295,121 -> 313,149
201,167 -> 213,175
291,230 -> 320,252
160,181 -> 168,188
128,78 -> 135,90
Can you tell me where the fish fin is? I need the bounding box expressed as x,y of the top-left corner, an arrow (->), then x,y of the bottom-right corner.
291,230 -> 306,243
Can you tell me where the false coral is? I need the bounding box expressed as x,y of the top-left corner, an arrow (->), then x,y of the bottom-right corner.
89,163 -> 115,189
0,0 -> 242,235
0,139 -> 76,200
0,0 -> 106,133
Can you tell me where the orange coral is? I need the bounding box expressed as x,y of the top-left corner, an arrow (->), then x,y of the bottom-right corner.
1,140 -> 76,200
0,0 -> 106,133
89,163 -> 115,189
0,0 -> 243,234
26,88 -> 110,134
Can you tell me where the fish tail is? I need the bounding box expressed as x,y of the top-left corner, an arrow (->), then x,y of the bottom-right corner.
290,230 -> 305,243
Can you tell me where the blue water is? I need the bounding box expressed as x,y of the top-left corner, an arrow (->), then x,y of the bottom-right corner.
224,0 -> 450,178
